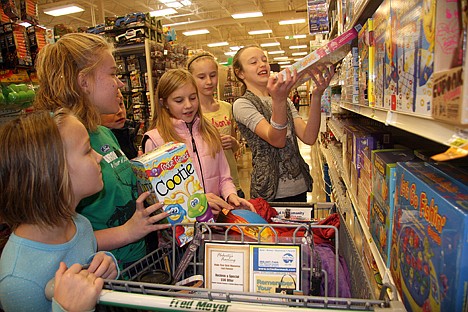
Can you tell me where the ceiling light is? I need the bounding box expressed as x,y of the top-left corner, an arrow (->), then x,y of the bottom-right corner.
19,22 -> 32,27
225,51 -> 236,56
278,61 -> 291,65
260,42 -> 280,47
280,65 -> 291,68
230,46 -> 243,51
232,12 -> 263,19
219,61 -> 228,65
290,45 -> 308,49
180,0 -> 191,4
183,29 -> 210,36
150,8 -> 178,17
274,56 -> 289,61
43,4 -> 84,16
279,19 -> 306,25
248,29 -> 272,35
293,58 -> 303,61
267,50 -> 285,55
165,1 -> 183,9
285,34 -> 307,39
159,0 -> 175,3
207,42 -> 229,47
292,52 -> 308,56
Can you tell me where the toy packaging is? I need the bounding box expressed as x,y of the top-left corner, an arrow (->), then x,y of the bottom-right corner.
370,149 -> 415,266
131,142 -> 214,247
279,24 -> 362,86
392,0 -> 435,117
391,161 -> 468,312
358,18 -> 375,107
432,0 -> 468,125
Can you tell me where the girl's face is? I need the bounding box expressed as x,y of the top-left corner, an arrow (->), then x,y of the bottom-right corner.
165,82 -> 199,123
61,116 -> 103,203
237,47 -> 270,87
86,50 -> 125,114
190,59 -> 218,97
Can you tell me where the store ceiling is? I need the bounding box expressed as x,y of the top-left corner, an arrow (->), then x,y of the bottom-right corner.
36,0 -> 317,64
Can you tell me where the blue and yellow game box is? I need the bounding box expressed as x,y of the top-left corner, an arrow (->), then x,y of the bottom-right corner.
391,162 -> 468,312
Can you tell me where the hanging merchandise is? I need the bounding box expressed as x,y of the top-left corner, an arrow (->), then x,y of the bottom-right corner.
307,0 -> 330,35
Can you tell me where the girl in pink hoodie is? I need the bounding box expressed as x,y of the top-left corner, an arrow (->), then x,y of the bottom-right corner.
143,69 -> 254,216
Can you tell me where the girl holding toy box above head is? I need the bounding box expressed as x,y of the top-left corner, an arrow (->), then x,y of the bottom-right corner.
186,51 -> 245,199
142,69 -> 254,215
33,33 -> 170,270
0,110 -> 118,312
232,46 -> 334,202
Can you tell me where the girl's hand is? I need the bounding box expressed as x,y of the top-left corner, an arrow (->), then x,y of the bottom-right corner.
205,193 -> 233,216
267,68 -> 299,103
220,134 -> 238,150
54,262 -> 103,312
308,64 -> 335,95
87,252 -> 118,280
124,192 -> 171,242
226,194 -> 256,212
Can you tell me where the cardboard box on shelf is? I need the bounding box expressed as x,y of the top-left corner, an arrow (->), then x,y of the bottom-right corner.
391,162 -> 468,312
131,142 -> 214,246
432,0 -> 468,125
358,18 -> 375,107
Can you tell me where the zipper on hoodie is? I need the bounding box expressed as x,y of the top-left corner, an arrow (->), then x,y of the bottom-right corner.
186,122 -> 206,192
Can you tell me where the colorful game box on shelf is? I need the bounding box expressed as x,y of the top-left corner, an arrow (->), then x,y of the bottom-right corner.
130,142 -> 214,247
0,69 -> 36,109
279,24 -> 362,86
391,161 -> 468,312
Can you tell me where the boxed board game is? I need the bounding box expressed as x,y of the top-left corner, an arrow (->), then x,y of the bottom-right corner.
392,0 -> 435,117
372,0 -> 394,110
279,24 -> 362,86
370,149 -> 415,266
131,142 -> 214,246
358,18 -> 375,107
391,162 -> 468,312
432,0 -> 468,125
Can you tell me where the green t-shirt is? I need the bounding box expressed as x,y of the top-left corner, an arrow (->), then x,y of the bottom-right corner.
77,126 -> 145,269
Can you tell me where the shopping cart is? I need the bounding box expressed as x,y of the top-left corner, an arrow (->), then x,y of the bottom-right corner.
98,203 -> 405,311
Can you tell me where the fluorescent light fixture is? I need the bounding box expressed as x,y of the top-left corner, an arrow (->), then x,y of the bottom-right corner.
232,12 -> 263,19
248,29 -> 272,35
230,46 -> 243,51
181,0 -> 191,4
280,65 -> 291,68
285,34 -> 307,39
274,56 -> 289,61
278,61 -> 291,65
207,42 -> 229,47
267,50 -> 285,55
219,61 -> 228,65
260,42 -> 280,47
19,22 -> 32,27
225,51 -> 236,56
292,52 -> 308,56
290,45 -> 308,49
279,18 -> 306,25
150,8 -> 178,16
159,0 -> 175,3
165,1 -> 183,8
43,4 -> 84,16
183,29 -> 210,36
294,58 -> 303,61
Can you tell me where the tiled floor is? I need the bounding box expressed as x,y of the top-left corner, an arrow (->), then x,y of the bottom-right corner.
236,106 -> 326,203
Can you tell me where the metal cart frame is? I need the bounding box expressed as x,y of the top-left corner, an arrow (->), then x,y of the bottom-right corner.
99,203 -> 405,311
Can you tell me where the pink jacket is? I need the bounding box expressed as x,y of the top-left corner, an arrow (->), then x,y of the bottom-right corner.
143,116 -> 237,199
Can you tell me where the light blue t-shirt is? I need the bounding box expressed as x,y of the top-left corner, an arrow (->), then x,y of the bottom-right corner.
0,214 -> 117,312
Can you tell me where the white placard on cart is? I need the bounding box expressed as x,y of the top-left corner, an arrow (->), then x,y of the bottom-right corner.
249,245 -> 301,294
204,243 -> 250,292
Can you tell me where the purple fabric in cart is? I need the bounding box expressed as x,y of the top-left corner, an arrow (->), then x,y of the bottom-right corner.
316,243 -> 351,298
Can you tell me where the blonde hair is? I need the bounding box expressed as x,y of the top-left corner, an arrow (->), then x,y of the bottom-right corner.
150,69 -> 222,157
34,33 -> 115,132
232,45 -> 261,94
0,109 -> 74,229
186,51 -> 218,72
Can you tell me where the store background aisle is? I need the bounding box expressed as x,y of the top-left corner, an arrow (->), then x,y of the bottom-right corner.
237,106 -> 326,203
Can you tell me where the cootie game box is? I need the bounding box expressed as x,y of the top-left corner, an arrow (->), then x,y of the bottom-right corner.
391,161 -> 468,312
131,142 -> 214,246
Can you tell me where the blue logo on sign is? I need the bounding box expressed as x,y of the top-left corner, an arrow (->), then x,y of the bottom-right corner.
101,144 -> 110,153
282,253 -> 294,263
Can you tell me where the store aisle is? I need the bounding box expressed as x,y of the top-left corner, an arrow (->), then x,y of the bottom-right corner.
236,106 -> 326,203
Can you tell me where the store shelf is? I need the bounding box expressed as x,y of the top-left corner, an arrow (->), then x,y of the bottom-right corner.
339,101 -> 468,147
328,119 -> 345,142
345,0 -> 383,31
320,141 -> 398,300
